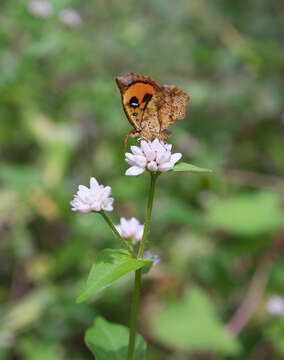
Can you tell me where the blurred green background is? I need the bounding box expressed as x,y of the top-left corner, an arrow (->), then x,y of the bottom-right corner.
1,0 -> 284,359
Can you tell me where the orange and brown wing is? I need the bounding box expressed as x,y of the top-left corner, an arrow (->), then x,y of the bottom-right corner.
138,91 -> 162,140
116,73 -> 160,131
158,85 -> 190,131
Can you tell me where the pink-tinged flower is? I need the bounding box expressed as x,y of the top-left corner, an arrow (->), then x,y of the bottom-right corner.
59,9 -> 82,28
144,251 -> 160,265
28,0 -> 53,18
125,139 -> 182,176
70,177 -> 114,213
267,296 -> 284,316
115,217 -> 144,242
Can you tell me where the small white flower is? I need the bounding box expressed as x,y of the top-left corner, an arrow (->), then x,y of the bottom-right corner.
125,139 -> 182,176
144,251 -> 160,265
59,8 -> 82,28
267,296 -> 284,316
115,217 -> 144,242
28,0 -> 53,18
70,177 -> 114,213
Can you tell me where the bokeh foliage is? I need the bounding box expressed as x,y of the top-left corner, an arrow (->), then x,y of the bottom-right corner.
0,0 -> 284,359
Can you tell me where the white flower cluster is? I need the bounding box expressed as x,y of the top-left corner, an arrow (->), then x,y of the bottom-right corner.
70,177 -> 114,213
125,139 -> 182,176
115,217 -> 144,242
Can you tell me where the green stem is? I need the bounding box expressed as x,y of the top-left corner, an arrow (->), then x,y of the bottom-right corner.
138,172 -> 158,258
100,211 -> 135,257
128,172 -> 158,360
127,268 -> 142,360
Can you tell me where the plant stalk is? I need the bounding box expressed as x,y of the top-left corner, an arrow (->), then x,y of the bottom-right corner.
100,211 -> 135,257
128,172 -> 158,360
127,268 -> 142,360
138,172 -> 158,258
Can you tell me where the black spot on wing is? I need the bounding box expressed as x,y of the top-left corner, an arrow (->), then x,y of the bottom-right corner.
129,96 -> 139,108
142,93 -> 153,110
142,93 -> 152,103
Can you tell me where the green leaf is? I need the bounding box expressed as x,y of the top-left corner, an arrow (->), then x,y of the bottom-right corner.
173,162 -> 212,173
141,258 -> 153,274
151,287 -> 240,355
85,317 -> 146,360
207,192 -> 284,236
77,249 -> 151,303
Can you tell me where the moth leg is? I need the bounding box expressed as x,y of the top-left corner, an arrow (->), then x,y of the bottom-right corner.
124,130 -> 140,148
159,129 -> 172,140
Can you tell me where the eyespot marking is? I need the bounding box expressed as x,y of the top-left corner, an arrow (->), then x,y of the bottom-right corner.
129,96 -> 139,108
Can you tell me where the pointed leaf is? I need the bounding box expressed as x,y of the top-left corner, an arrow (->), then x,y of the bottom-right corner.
85,317 -> 147,360
77,249 -> 151,303
173,162 -> 212,173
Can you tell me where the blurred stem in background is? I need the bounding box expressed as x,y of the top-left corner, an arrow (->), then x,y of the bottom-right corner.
128,172 -> 158,360
227,261 -> 270,336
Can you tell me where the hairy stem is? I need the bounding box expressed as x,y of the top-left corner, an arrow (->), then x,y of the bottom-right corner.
138,172 -> 158,258
128,172 -> 158,360
127,269 -> 142,360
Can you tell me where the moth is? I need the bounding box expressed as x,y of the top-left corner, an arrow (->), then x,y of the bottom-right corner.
116,73 -> 190,143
